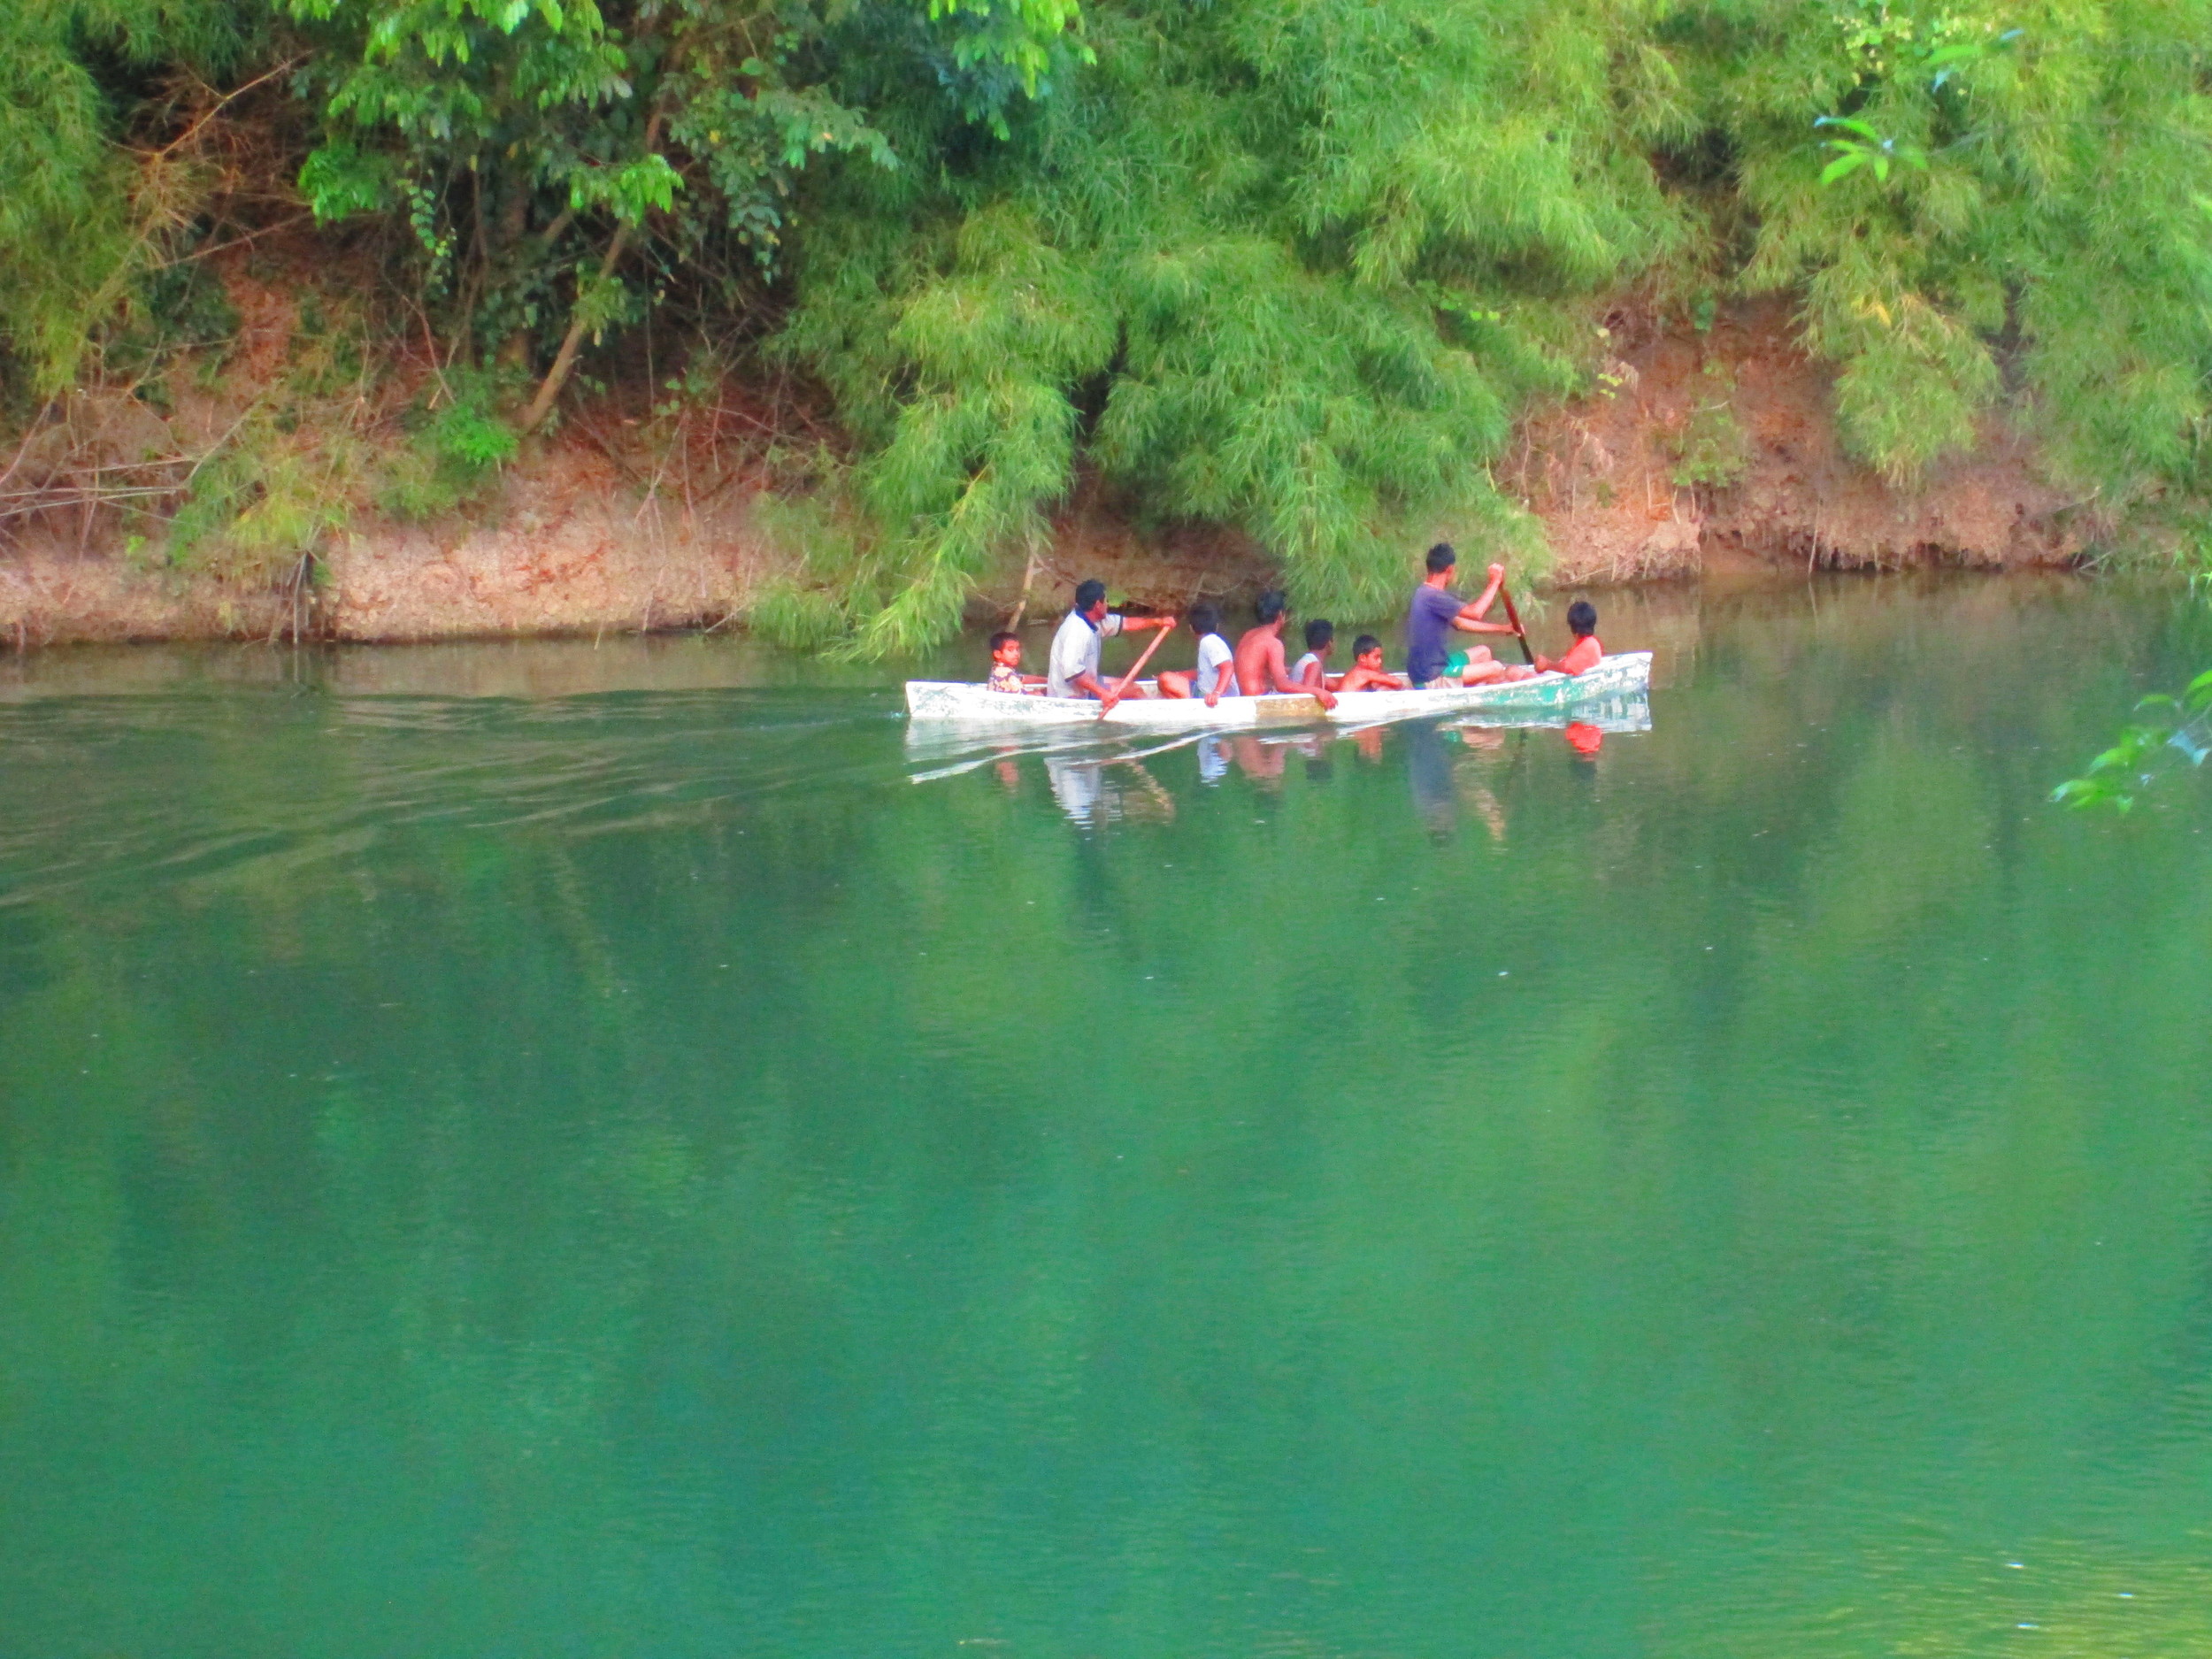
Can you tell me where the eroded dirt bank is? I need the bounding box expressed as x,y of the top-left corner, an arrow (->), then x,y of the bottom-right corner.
1523,300 -> 2096,585
0,302 -> 2104,649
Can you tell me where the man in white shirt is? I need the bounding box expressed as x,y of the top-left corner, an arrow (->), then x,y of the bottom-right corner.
1046,579 -> 1178,700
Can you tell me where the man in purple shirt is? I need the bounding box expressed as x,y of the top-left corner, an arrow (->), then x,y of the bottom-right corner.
1405,542 -> 1517,686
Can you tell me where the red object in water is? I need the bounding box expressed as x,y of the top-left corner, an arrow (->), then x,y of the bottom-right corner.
1566,721 -> 1603,757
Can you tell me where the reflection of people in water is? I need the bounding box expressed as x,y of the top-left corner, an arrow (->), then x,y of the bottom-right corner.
1044,756 -> 1102,823
1403,721 -> 1523,841
1291,733 -> 1333,781
1197,734 -> 1229,785
1116,763 -> 1176,820
1404,722 -> 1457,839
1566,721 -> 1603,757
1230,734 -> 1287,786
1043,756 -> 1176,824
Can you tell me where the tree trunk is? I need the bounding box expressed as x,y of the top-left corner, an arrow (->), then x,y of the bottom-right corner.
517,111 -> 662,434
516,221 -> 632,434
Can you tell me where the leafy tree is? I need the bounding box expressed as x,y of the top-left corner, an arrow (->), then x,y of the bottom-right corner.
0,0 -> 259,400
286,0 -> 1089,428
2055,667 -> 2212,810
773,0 -> 1680,652
16,0 -> 2212,652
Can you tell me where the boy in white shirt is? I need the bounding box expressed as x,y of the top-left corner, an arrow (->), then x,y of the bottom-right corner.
1291,618 -> 1334,688
1156,603 -> 1239,706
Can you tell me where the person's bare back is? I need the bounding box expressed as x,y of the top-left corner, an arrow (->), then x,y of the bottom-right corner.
1234,591 -> 1337,709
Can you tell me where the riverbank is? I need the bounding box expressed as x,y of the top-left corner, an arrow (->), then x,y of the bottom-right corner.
0,303 -> 2109,651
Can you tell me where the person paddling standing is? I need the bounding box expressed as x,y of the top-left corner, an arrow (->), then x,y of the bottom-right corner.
1047,579 -> 1177,700
1405,542 -> 1519,688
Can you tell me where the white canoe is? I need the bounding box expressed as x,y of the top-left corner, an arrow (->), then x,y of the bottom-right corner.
905,652 -> 1653,729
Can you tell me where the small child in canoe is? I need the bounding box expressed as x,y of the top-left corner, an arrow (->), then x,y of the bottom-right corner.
1533,600 -> 1603,676
1336,635 -> 1410,693
986,631 -> 1044,694
1432,598 -> 1601,686
1157,603 -> 1239,704
1292,619 -> 1334,689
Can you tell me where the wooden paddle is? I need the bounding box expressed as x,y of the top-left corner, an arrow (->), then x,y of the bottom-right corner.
1098,621 -> 1174,718
1497,584 -> 1537,666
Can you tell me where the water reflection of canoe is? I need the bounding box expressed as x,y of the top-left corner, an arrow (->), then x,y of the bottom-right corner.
1447,691 -> 1653,735
906,652 -> 1653,727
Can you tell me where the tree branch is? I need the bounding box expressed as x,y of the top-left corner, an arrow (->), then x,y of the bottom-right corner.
516,111 -> 664,434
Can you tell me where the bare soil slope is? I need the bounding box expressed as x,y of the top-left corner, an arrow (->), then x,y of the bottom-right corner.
1518,301 -> 2095,586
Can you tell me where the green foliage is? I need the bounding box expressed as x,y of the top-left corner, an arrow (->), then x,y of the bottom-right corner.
378,368 -> 519,518
1671,362 -> 1750,491
1815,116 -> 1929,185
157,310 -> 385,577
19,0 -> 2212,652
168,422 -> 357,583
0,0 -> 257,399
748,578 -> 853,649
2054,668 -> 2212,810
284,0 -> 1089,389
1720,0 -> 2212,490
777,0 -> 1671,648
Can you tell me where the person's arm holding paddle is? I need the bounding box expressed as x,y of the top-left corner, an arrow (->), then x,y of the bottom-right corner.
1071,618 -> 1175,700
1450,563 -> 1520,638
1096,616 -> 1177,716
1056,580 -> 1177,701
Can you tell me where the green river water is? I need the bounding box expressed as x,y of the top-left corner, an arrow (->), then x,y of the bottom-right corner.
4,575 -> 2212,1658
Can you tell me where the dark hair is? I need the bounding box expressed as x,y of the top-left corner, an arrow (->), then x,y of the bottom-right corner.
1352,634 -> 1382,657
1567,599 -> 1598,637
1255,589 -> 1287,624
1304,618 -> 1334,650
1189,602 -> 1222,635
1074,578 -> 1108,612
1425,542 -> 1457,573
987,631 -> 1018,653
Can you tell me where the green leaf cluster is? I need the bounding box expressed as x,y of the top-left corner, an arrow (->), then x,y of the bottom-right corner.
772,0 -> 1675,647
2054,667 -> 2212,810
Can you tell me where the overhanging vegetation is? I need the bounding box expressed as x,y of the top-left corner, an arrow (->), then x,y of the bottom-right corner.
6,0 -> 2212,651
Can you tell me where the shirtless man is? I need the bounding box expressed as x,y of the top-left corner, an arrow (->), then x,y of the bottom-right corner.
1234,591 -> 1338,710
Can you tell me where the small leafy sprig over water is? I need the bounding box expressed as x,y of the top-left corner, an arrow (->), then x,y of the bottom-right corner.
2054,670 -> 2212,812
